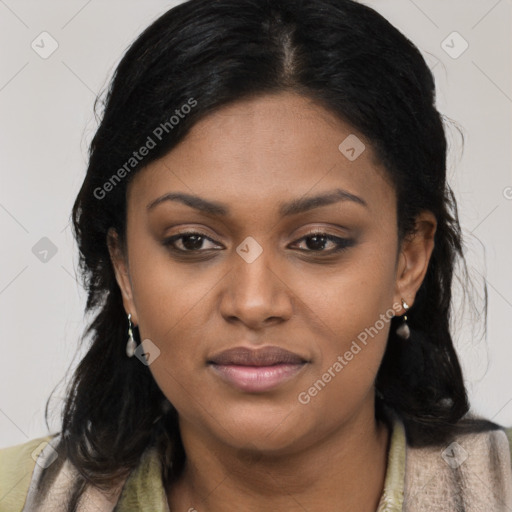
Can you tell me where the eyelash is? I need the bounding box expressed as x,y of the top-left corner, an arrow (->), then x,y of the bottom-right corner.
162,230 -> 354,255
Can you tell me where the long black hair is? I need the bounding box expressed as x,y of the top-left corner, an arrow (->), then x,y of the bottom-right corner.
40,0 -> 499,504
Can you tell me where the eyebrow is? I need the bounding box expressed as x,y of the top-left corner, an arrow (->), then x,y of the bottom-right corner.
146,188 -> 368,217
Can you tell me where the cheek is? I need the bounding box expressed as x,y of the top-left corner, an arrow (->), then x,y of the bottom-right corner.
126,248 -> 229,410
128,238 -> 220,342
305,242 -> 397,344
303,304 -> 392,403
297,283 -> 394,417
296,239 -> 396,397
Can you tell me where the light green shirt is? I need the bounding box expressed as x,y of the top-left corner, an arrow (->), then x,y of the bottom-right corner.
1,416 -> 511,511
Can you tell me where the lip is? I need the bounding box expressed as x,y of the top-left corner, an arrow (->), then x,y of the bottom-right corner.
208,346 -> 307,366
207,346 -> 309,392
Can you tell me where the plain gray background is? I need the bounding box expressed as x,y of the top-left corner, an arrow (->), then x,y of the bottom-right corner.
1,0 -> 511,448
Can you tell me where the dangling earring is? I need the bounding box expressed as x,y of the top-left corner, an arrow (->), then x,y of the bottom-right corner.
126,313 -> 137,357
396,298 -> 410,339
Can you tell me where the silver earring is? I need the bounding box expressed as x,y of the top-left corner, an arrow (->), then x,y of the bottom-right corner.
126,313 -> 137,357
396,298 -> 410,339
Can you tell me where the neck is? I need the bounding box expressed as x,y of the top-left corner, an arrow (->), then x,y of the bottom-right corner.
167,404 -> 391,512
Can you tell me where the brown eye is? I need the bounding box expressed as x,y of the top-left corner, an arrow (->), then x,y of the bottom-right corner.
291,232 -> 355,254
162,232 -> 221,252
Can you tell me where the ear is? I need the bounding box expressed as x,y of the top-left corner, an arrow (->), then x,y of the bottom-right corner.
393,210 -> 437,313
107,228 -> 138,325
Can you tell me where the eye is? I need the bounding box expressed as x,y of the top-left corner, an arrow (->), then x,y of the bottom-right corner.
290,231 -> 355,253
162,230 -> 355,255
162,231 -> 222,252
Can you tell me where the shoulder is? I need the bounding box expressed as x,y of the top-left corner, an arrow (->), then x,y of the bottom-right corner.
1,435 -> 143,512
404,421 -> 512,511
0,435 -> 56,512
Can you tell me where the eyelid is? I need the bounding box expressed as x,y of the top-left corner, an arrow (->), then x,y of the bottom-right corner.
163,230 -> 222,250
162,228 -> 354,255
290,232 -> 354,253
163,226 -> 348,244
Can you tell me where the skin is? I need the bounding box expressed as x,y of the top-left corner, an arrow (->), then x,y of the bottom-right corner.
108,91 -> 436,512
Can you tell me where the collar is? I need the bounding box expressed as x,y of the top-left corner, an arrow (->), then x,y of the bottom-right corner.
116,413 -> 407,511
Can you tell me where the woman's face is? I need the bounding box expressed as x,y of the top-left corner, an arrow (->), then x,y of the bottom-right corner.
110,91 -> 435,454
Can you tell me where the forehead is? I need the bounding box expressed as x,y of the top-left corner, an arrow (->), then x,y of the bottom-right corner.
128,92 -> 395,219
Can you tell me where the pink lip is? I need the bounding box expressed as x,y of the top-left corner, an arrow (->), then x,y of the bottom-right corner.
207,346 -> 309,392
209,363 -> 306,392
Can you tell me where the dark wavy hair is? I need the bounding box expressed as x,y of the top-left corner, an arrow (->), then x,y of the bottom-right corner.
40,0 -> 499,504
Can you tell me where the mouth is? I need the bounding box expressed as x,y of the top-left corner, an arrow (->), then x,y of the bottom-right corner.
207,346 -> 309,393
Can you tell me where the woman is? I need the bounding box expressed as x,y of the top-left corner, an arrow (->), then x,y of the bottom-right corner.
1,0 -> 511,510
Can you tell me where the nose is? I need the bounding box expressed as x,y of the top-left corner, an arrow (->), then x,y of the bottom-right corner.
219,243 -> 294,330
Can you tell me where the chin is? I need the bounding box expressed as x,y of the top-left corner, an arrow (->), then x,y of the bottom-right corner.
213,403 -> 310,452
